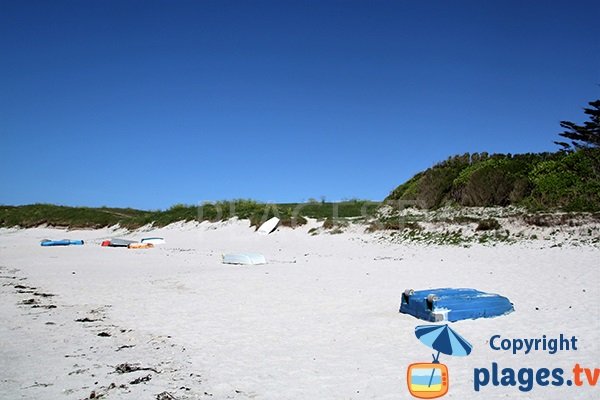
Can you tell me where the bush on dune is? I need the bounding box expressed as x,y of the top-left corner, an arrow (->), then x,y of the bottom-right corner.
386,149 -> 600,212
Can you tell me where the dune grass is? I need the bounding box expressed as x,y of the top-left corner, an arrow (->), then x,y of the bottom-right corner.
0,200 -> 380,230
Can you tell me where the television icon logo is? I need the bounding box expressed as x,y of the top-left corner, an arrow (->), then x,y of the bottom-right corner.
407,362 -> 449,399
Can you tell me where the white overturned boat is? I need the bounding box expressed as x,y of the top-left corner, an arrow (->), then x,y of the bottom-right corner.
141,237 -> 166,245
106,238 -> 137,247
222,253 -> 267,265
257,217 -> 279,234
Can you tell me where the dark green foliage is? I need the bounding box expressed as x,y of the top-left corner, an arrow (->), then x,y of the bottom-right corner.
322,217 -> 335,229
555,99 -> 600,150
476,218 -> 502,231
526,148 -> 600,211
386,149 -> 600,211
321,217 -> 350,231
453,157 -> 535,206
386,154 -> 472,208
385,172 -> 424,205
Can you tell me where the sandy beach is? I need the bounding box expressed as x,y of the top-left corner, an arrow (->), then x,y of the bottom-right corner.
3,1 -> 599,399
1,221 -> 598,399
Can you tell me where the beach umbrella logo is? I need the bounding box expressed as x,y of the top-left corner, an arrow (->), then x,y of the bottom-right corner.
406,324 -> 472,399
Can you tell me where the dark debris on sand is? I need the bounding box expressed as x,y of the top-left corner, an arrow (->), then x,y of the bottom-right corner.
115,362 -> 159,374
156,391 -> 178,400
14,284 -> 35,289
32,304 -> 57,309
33,292 -> 55,297
86,382 -> 128,399
76,317 -> 101,323
129,374 -> 152,385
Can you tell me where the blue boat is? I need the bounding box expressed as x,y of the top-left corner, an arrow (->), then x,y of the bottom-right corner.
400,288 -> 514,322
40,239 -> 84,246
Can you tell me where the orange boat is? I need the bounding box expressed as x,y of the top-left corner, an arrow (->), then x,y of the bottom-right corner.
127,242 -> 154,249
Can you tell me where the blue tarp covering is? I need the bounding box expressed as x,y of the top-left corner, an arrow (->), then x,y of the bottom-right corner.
400,288 -> 514,322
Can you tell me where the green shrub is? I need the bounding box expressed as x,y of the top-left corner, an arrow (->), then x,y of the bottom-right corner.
387,149 -> 599,212
476,218 -> 502,231
453,158 -> 533,206
528,149 -> 600,211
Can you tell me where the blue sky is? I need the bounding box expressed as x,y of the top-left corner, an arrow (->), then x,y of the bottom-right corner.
1,0 -> 599,210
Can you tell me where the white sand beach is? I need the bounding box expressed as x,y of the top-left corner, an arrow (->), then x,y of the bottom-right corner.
1,221 -> 598,399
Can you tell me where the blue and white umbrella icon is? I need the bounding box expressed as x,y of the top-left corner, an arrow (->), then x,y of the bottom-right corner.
415,324 -> 473,388
415,324 -> 472,361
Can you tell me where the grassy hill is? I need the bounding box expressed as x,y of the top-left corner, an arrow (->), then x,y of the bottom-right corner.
0,200 -> 380,230
386,148 -> 600,212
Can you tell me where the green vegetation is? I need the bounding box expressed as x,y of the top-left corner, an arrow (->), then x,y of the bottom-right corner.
321,217 -> 349,234
388,98 -> 600,212
278,200 -> 380,220
0,204 -> 151,229
385,148 -> 600,212
0,200 -> 379,230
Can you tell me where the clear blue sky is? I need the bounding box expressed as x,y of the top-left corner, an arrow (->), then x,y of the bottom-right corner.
1,0 -> 599,210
